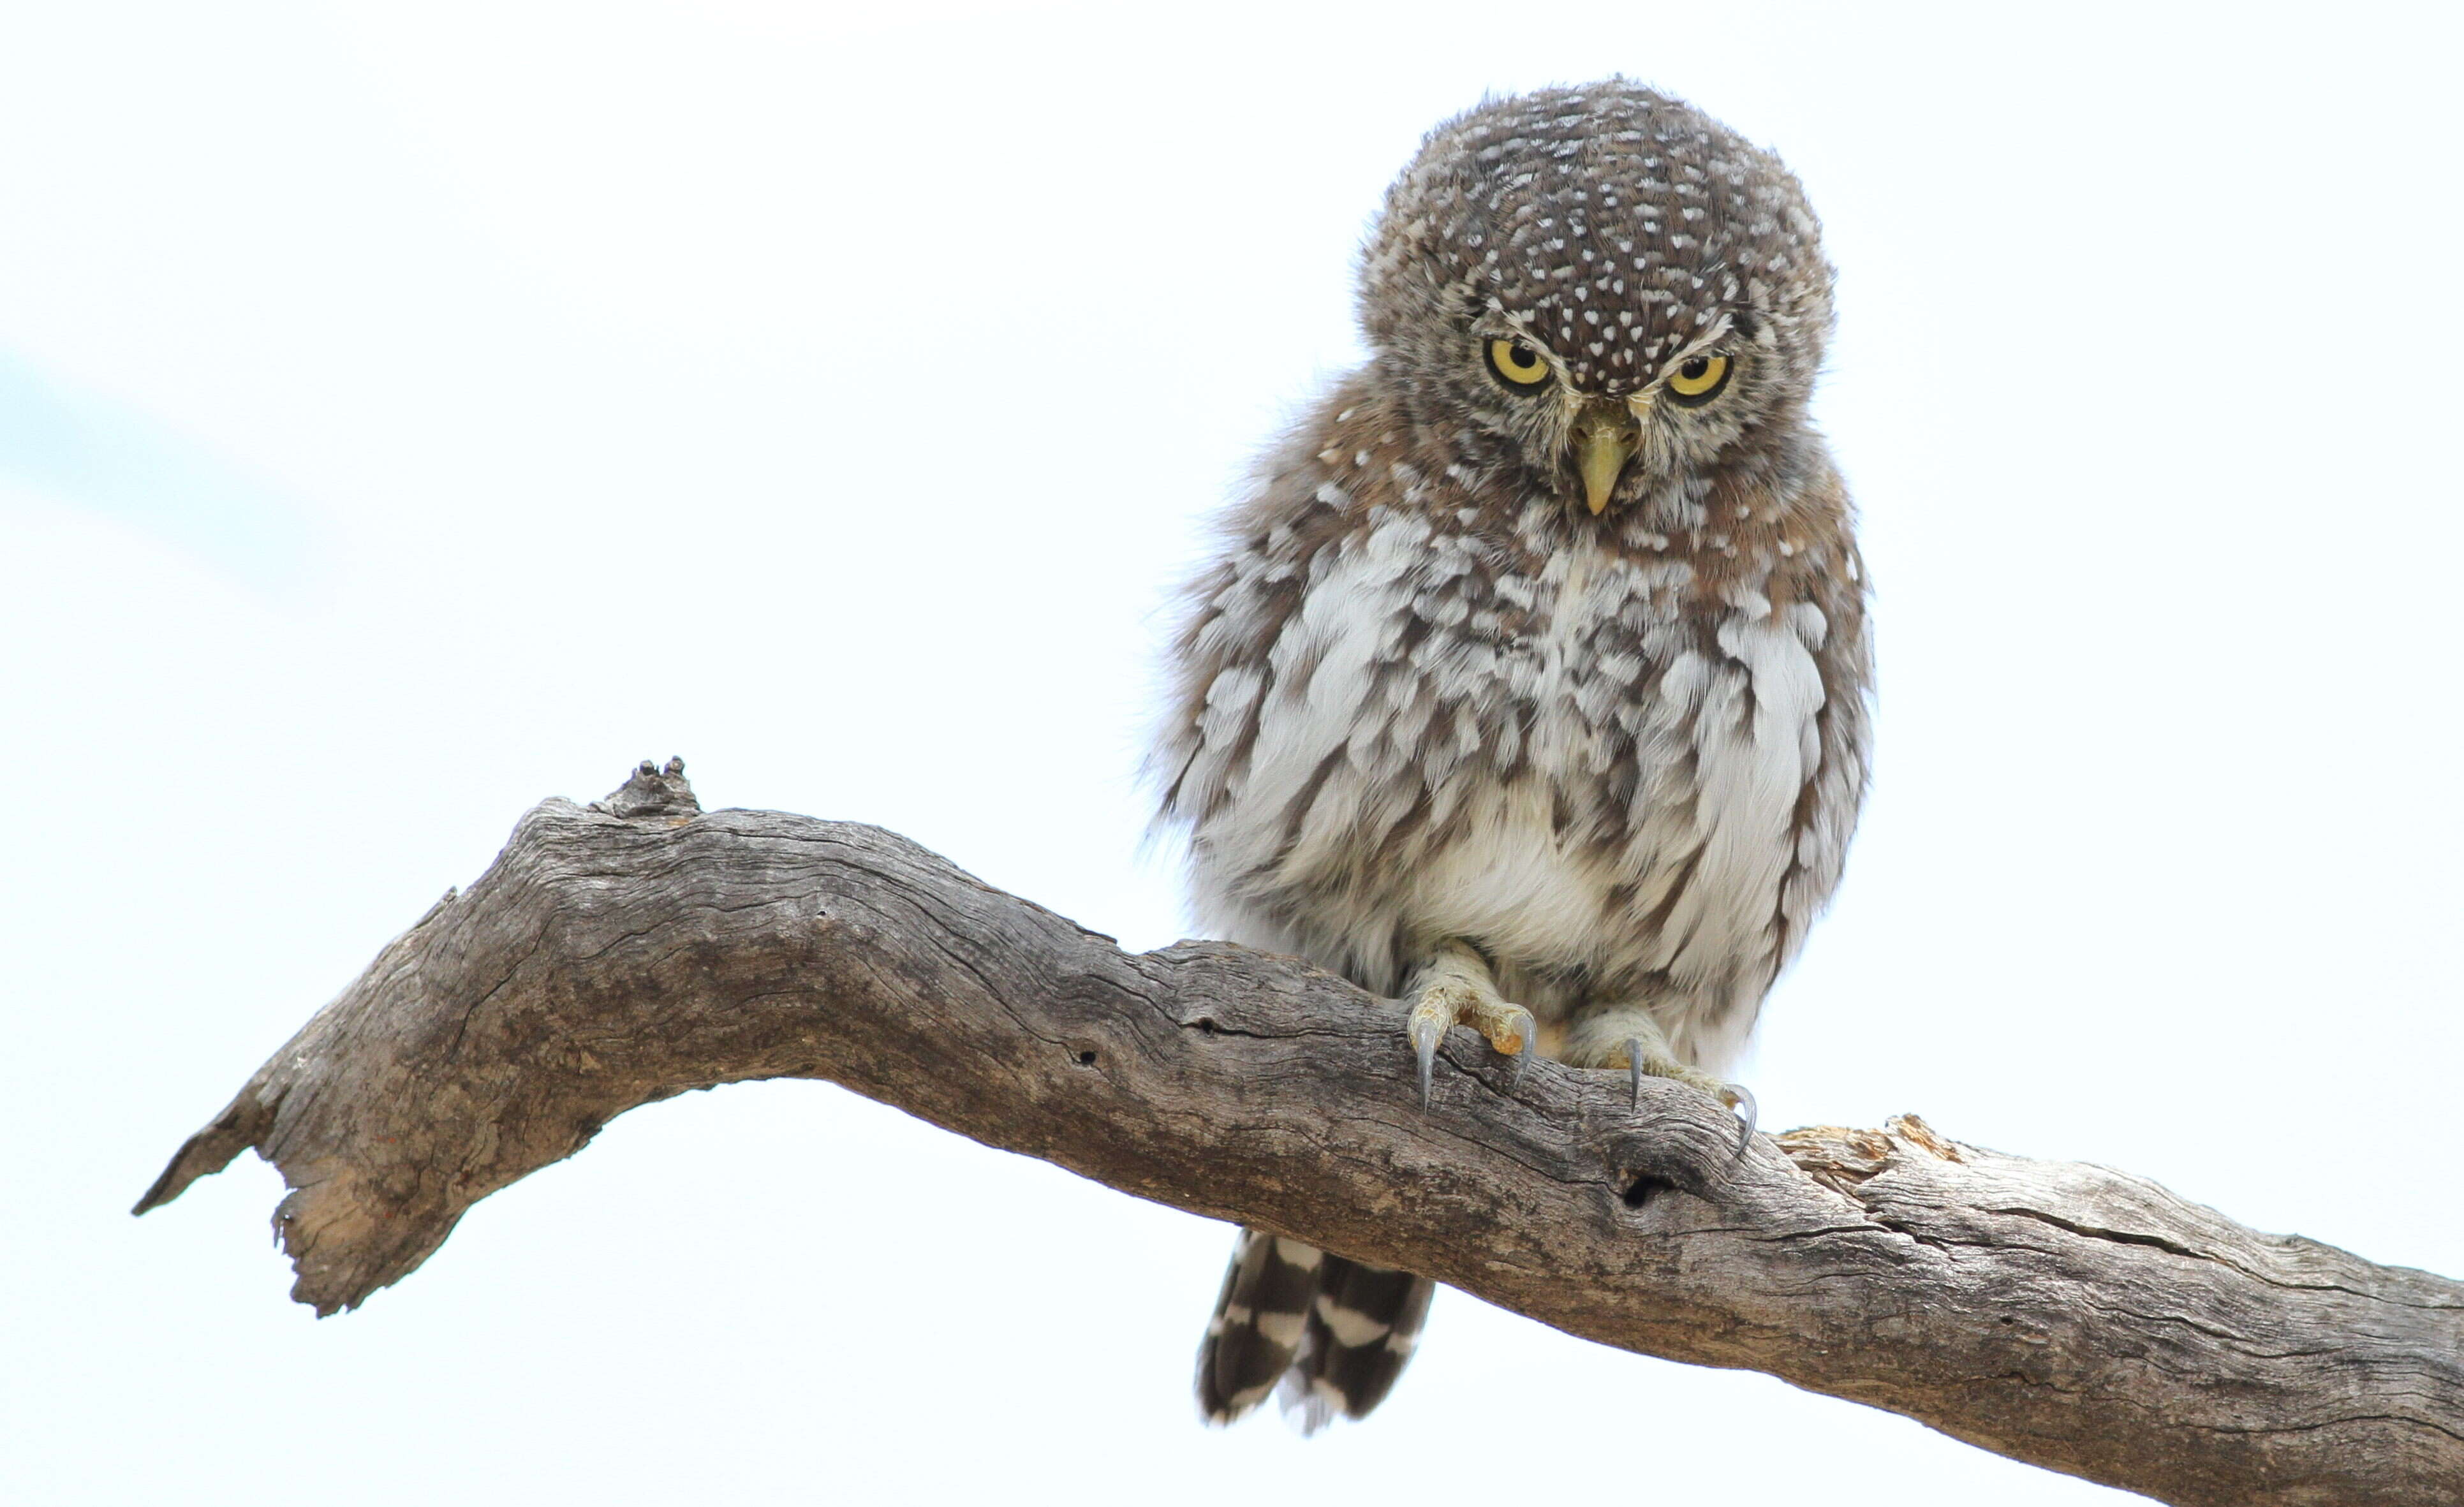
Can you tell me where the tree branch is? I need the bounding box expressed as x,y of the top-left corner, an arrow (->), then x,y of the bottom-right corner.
138,761 -> 2464,1505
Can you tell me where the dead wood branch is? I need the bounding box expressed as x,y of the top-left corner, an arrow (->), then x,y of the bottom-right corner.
138,760 -> 2464,1506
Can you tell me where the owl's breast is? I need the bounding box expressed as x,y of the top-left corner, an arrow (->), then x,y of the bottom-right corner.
1389,536 -> 1828,992
1186,513 -> 1838,1015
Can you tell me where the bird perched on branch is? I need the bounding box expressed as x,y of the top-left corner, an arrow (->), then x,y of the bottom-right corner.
1153,80 -> 1873,1429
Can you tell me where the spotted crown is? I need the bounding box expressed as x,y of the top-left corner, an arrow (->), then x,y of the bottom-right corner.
1359,81 -> 1833,406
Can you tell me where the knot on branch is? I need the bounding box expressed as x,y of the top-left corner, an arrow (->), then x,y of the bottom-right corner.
591,757 -> 699,823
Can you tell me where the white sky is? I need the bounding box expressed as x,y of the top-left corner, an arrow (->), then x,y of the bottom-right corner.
5,3 -> 2460,1503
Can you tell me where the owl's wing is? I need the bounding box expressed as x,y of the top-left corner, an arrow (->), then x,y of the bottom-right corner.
1769,537 -> 1875,988
1150,390 -> 1366,835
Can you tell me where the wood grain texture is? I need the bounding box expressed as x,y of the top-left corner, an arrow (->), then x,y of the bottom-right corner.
138,761 -> 2464,1505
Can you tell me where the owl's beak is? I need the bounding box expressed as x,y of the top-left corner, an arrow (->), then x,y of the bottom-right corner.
1572,401 -> 1642,515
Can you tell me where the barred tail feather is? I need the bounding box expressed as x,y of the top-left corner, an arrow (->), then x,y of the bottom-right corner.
1283,1255 -> 1433,1431
1195,1230 -> 1431,1429
1197,1228 -> 1323,1423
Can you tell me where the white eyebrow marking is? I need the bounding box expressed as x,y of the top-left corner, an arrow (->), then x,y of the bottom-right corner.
1646,318 -> 1736,386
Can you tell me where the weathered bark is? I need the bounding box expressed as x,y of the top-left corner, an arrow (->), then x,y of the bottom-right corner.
139,761 -> 2464,1506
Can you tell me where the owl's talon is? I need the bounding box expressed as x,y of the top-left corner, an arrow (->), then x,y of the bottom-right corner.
1503,1006 -> 1539,1086
1607,1035 -> 1754,1152
1408,1013 -> 1445,1108
1722,1082 -> 1759,1157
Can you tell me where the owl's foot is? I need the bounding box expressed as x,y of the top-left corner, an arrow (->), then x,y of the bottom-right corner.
1565,1017 -> 1757,1156
1403,943 -> 1537,1108
1407,987 -> 1538,1106
1617,1038 -> 1757,1156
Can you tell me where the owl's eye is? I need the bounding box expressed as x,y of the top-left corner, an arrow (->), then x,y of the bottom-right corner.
1664,353 -> 1732,406
1484,337 -> 1553,390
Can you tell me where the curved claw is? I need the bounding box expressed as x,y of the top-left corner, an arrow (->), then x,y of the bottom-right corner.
1505,1008 -> 1540,1087
1408,1014 -> 1445,1108
1627,1037 -> 1646,1110
1720,1082 -> 1759,1158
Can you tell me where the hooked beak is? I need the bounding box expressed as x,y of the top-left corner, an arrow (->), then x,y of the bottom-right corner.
1572,397 -> 1646,515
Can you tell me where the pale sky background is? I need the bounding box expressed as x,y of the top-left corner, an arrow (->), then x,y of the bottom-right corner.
5,3 -> 2460,1503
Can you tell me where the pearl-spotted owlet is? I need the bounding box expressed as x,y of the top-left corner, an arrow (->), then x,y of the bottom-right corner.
1153,80 -> 1871,1428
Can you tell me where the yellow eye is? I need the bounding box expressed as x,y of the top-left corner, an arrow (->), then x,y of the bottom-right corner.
1484,337 -> 1552,390
1665,353 -> 1731,405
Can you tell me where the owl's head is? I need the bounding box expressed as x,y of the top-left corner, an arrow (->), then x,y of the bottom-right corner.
1359,82 -> 1834,517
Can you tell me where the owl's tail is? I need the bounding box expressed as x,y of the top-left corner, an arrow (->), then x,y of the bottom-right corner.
1197,1226 -> 1435,1430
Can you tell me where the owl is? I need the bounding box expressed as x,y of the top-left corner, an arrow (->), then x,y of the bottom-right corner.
1151,81 -> 1872,1428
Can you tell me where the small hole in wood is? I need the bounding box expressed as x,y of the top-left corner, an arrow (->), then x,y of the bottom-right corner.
1623,1174 -> 1674,1210
1195,1017 -> 1217,1035
1075,1049 -> 1098,1067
